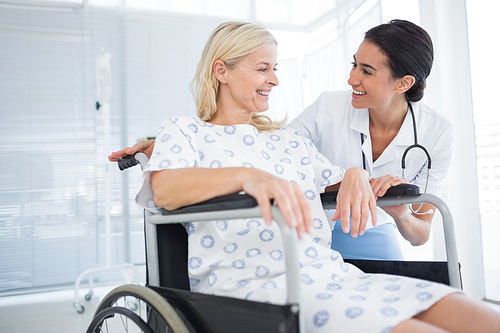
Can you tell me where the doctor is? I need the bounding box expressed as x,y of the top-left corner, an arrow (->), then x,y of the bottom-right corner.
109,20 -> 453,260
289,19 -> 453,260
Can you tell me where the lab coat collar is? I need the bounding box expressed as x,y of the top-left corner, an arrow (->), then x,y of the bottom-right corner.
394,102 -> 418,147
350,107 -> 369,135
350,107 -> 372,172
350,103 -> 417,170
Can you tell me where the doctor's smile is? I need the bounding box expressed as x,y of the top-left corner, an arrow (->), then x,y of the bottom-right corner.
352,89 -> 366,97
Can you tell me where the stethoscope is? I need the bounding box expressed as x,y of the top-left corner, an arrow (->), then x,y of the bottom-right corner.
360,102 -> 433,215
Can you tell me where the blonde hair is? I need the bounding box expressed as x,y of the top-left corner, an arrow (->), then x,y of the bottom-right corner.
190,21 -> 286,131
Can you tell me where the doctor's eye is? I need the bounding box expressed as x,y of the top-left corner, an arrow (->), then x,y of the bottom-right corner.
351,61 -> 357,68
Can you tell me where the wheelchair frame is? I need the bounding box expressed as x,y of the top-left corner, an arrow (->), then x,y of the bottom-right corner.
86,154 -> 461,333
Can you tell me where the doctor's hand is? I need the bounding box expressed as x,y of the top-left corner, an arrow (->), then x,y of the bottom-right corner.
108,139 -> 155,162
369,174 -> 408,197
331,168 -> 377,238
370,175 -> 408,219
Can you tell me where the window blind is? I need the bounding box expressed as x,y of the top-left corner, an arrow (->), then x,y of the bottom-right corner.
0,3 -> 99,290
0,2 -> 218,293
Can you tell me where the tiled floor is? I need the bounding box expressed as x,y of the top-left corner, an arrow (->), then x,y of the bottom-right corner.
1,284 -> 499,333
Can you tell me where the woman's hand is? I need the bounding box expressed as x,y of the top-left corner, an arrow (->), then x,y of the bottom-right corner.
331,168 -> 377,238
240,169 -> 312,239
108,139 -> 155,162
369,175 -> 408,219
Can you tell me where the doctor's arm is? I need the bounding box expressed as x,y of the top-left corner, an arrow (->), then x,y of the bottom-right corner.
389,203 -> 434,246
370,175 -> 434,246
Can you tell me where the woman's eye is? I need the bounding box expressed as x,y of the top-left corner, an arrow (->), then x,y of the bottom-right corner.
259,68 -> 267,72
273,68 -> 278,72
351,61 -> 357,68
363,69 -> 372,75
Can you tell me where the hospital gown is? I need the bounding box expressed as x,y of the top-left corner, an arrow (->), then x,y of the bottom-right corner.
136,116 -> 457,332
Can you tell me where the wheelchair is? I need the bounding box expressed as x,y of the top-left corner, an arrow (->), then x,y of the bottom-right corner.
86,153 -> 461,333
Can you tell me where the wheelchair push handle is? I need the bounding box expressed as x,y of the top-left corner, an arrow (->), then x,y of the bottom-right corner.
118,153 -> 149,171
118,154 -> 139,171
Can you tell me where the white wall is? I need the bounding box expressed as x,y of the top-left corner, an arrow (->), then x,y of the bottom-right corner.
419,0 -> 483,299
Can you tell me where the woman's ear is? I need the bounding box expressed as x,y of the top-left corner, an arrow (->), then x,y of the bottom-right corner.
213,59 -> 227,84
396,75 -> 416,93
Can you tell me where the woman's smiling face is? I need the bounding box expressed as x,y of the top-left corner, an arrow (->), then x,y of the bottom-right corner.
347,41 -> 401,111
223,42 -> 279,115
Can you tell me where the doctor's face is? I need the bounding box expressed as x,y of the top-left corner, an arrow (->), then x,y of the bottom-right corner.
223,42 -> 279,115
347,41 -> 401,111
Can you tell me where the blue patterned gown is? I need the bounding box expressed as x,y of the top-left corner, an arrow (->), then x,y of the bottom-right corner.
136,116 -> 457,332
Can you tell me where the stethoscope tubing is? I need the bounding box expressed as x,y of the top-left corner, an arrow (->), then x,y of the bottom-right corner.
360,101 -> 432,215
401,102 -> 431,173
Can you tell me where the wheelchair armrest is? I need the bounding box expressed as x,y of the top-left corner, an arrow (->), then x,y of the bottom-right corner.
161,193 -> 258,216
321,183 -> 420,209
158,183 -> 420,216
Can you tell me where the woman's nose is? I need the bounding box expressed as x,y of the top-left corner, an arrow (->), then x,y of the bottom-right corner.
347,69 -> 358,86
268,71 -> 279,86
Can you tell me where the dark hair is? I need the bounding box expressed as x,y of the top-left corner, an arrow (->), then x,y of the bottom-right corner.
364,19 -> 433,102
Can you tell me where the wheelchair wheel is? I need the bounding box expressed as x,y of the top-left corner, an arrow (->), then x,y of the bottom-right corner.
86,284 -> 190,333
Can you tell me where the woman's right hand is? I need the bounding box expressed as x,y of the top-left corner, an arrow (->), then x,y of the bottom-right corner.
331,167 -> 377,238
108,139 -> 155,162
240,169 -> 312,239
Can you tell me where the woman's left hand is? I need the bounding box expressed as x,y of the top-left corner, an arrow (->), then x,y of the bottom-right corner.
331,168 -> 378,238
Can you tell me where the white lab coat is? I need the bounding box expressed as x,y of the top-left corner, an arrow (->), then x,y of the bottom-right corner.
290,90 -> 454,227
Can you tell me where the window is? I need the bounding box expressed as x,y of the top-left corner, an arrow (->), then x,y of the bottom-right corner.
467,0 -> 500,303
0,1 -> 214,292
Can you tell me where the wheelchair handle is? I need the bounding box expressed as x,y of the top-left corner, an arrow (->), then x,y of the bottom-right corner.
118,152 -> 149,171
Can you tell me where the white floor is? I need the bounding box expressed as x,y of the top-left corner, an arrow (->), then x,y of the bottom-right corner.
0,283 -> 499,333
0,284 -> 120,333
